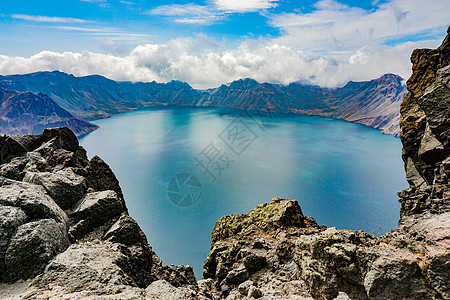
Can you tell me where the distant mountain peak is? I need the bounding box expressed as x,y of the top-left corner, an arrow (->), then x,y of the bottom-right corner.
229,78 -> 259,90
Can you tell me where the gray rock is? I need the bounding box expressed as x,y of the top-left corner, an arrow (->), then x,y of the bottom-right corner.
32,241 -> 136,293
363,252 -> 433,299
69,190 -> 125,239
238,280 -> 253,295
8,134 -> 44,152
103,213 -> 147,246
0,205 -> 27,276
198,278 -> 215,298
41,127 -> 79,152
247,285 -> 262,298
4,219 -> 69,282
0,156 -> 29,181
418,123 -> 445,164
154,264 -> 197,287
23,169 -> 87,210
0,177 -> 68,224
85,156 -> 123,198
145,280 -> 196,300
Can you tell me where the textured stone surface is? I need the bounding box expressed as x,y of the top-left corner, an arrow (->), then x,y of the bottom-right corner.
203,197 -> 324,299
4,219 -> 69,282
69,190 -> 125,240
399,26 -> 450,217
23,169 -> 87,210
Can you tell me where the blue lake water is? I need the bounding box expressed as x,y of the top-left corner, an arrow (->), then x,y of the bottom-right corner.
79,106 -> 408,279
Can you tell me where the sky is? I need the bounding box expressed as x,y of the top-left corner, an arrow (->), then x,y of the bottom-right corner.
0,0 -> 448,89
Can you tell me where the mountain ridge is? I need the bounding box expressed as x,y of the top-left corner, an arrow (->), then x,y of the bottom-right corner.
0,71 -> 406,136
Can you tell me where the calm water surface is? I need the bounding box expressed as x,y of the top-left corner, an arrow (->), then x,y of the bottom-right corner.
79,106 -> 407,279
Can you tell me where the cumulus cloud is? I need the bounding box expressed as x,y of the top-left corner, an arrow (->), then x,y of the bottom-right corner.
11,14 -> 87,23
270,0 -> 450,51
2,0 -> 447,89
0,34 -> 439,89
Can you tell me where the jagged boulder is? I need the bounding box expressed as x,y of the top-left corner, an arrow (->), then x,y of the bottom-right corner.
85,155 -> 123,198
0,136 -> 27,164
4,219 -> 69,282
32,241 -> 151,293
69,190 -> 125,240
203,197 -> 325,298
23,169 -> 88,210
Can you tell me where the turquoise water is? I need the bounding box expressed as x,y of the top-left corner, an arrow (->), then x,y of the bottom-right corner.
79,106 -> 407,279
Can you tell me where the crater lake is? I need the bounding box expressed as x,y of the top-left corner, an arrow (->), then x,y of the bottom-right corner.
79,106 -> 407,279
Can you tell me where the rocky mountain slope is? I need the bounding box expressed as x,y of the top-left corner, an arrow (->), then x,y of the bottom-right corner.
0,72 -> 405,136
0,88 -> 98,136
0,26 -> 448,300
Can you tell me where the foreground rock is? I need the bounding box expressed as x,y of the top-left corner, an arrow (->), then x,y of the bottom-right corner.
0,127 -> 199,299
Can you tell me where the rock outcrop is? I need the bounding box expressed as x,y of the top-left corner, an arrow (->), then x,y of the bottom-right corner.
0,127 -> 199,299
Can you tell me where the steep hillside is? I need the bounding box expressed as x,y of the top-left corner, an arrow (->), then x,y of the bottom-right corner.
0,88 -> 98,136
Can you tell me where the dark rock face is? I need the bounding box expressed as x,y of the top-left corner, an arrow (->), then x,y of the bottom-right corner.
399,26 -> 450,218
0,127 -> 199,299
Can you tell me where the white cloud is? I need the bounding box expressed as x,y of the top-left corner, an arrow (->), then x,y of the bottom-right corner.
1,0 -> 447,90
0,35 -> 440,89
270,0 -> 450,51
149,0 -> 280,24
11,14 -> 87,23
147,4 -> 224,24
212,0 -> 279,12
